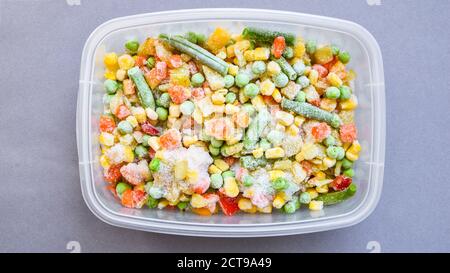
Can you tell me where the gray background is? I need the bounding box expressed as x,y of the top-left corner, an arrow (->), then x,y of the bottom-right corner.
0,0 -> 449,252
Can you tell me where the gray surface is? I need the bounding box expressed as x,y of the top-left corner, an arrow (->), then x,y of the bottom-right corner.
0,0 -> 449,252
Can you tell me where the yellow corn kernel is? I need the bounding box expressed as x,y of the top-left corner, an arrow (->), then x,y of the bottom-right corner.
294,116 -> 305,127
192,108 -> 203,124
239,89 -> 250,104
267,61 -> 281,76
320,98 -> 337,112
243,50 -> 255,62
214,159 -> 229,171
213,104 -> 225,114
174,160 -> 188,180
125,116 -> 138,128
99,132 -> 115,146
254,47 -> 270,60
327,72 -> 343,87
309,69 -> 319,85
292,161 -> 307,182
145,107 -> 158,120
294,38 -> 306,58
340,94 -> 358,110
304,66 -> 311,76
257,205 -> 273,214
260,79 -> 276,96
349,141 -> 362,153
216,50 -> 227,59
169,103 -> 181,118
157,199 -> 169,209
186,169 -> 199,184
272,194 -> 287,209
250,95 -> 265,109
273,159 -> 292,170
309,200 -> 324,211
104,69 -> 116,80
269,170 -> 285,181
252,148 -> 264,159
154,150 -> 164,160
211,92 -> 226,105
223,177 -> 239,197
117,54 -> 135,70
180,53 -> 191,62
119,134 -> 134,146
306,188 -> 319,199
183,135 -> 198,147
228,64 -> 239,76
104,52 -> 119,70
238,198 -> 253,210
272,88 -> 282,103
315,171 -> 326,180
166,117 -> 177,129
123,145 -> 134,162
131,107 -> 146,123
225,104 -> 240,115
190,194 -> 208,208
265,147 -> 285,159
179,193 -> 190,202
346,151 -> 359,161
275,111 -> 294,126
147,136 -> 160,151
208,164 -> 222,175
316,184 -> 329,194
323,157 -> 337,168
99,154 -> 110,169
227,40 -> 251,58
286,124 -> 300,136
115,69 -> 126,81
275,122 -> 286,132
343,142 -> 352,151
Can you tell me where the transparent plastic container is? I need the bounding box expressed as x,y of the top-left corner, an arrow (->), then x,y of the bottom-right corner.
77,9 -> 385,237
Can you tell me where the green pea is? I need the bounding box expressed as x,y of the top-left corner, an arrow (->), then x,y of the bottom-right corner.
251,61 -> 266,74
156,107 -> 168,121
242,175 -> 254,187
134,145 -> 148,158
149,158 -> 160,172
343,168 -> 355,177
339,85 -> 352,100
225,92 -> 237,104
324,136 -> 336,147
117,82 -> 123,91
338,50 -> 351,64
185,31 -> 198,44
210,173 -> 224,189
243,83 -> 260,98
116,182 -> 131,196
325,86 -> 341,99
146,196 -> 158,208
326,146 -> 340,159
273,73 -> 289,88
259,139 -> 272,151
146,56 -> 155,69
331,44 -> 340,56
196,33 -> 206,44
210,138 -> 224,148
330,114 -> 342,128
224,75 -> 235,88
306,40 -> 317,54
235,73 -> 250,87
336,146 -> 346,160
293,61 -> 306,76
180,101 -> 195,116
295,91 -> 306,102
149,186 -> 164,199
222,170 -> 235,179
282,46 -> 294,59
283,200 -> 298,213
272,177 -> 288,191
208,144 -> 220,156
191,73 -> 205,87
241,103 -> 256,116
296,75 -> 310,88
299,192 -> 311,204
177,201 -> 188,211
117,120 -> 133,134
156,93 -> 171,108
104,79 -> 118,94
141,135 -> 150,147
125,39 -> 139,53
341,158 -> 353,170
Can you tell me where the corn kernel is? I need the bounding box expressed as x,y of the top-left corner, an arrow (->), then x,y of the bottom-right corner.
191,194 -> 208,208
148,136 -> 160,151
286,124 -> 300,136
340,94 -> 358,110
157,199 -> 169,209
186,169 -> 199,184
117,54 -> 135,70
252,148 -> 264,159
272,88 -> 282,103
346,151 -> 359,161
174,160 -> 188,180
104,69 -> 116,80
216,50 -> 227,59
292,162 -> 307,182
275,111 -> 294,126
315,171 -> 326,180
192,108 -> 203,124
145,107 -> 158,120
211,92 -> 226,105
228,64 -> 239,76
125,116 -> 138,128
349,140 -> 361,153
99,132 -> 115,146
320,98 -> 337,112
343,142 -> 352,151
265,147 -> 285,159
323,157 -> 337,168
306,188 -> 319,199
238,198 -> 253,210
183,135 -> 198,147
123,145 -> 135,162
267,61 -> 281,76
214,159 -> 229,171
131,106 -> 146,123
257,205 -> 273,214
260,79 -> 276,96
100,154 -> 110,169
208,164 -> 222,175
115,69 -> 126,81
104,52 -> 119,70
225,104 -> 240,115
273,159 -> 292,170
316,184 -> 329,194
223,177 -> 239,197
272,194 -> 287,209
250,95 -> 265,109
227,40 -> 251,58
243,50 -> 255,62
239,90 -> 250,104
327,72 -> 343,87
268,170 -> 285,181
119,134 -> 134,146
154,150 -> 164,160
169,103 -> 181,118
166,117 -> 177,129
294,38 -> 306,58
309,69 -> 319,85
254,47 -> 270,60
309,200 -> 324,211
275,122 -> 286,132
213,104 -> 225,114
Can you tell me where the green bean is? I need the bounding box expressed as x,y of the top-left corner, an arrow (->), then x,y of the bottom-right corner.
127,67 -> 156,110
274,56 -> 297,80
242,27 -> 295,46
316,183 -> 357,205
240,156 -> 267,171
281,98 -> 342,128
243,108 -> 270,150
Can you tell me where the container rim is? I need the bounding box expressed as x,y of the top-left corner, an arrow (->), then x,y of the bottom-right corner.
77,8 -> 385,237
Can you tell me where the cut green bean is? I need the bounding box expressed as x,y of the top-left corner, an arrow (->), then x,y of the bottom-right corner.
240,156 -> 267,171
281,98 -> 342,128
274,56 -> 297,80
243,108 -> 271,150
127,67 -> 156,110
242,27 -> 295,46
316,183 -> 357,205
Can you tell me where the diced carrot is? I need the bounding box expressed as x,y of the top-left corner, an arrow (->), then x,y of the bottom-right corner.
271,36 -> 286,59
168,54 -> 183,68
115,104 -> 131,120
191,207 -> 212,216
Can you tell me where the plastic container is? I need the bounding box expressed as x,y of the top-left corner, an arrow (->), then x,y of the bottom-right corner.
77,9 -> 385,237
